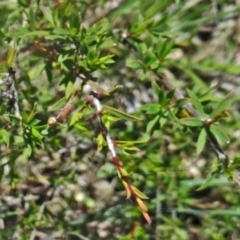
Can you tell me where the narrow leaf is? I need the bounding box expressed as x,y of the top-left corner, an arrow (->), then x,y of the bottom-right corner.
40,6 -> 55,26
28,63 -> 46,80
142,211 -> 152,225
14,30 -> 49,37
187,89 -> 205,117
131,186 -> 149,199
196,174 -> 216,191
65,81 -> 74,100
126,58 -> 140,69
233,170 -> 240,185
197,128 -> 207,154
7,40 -> 16,68
140,104 -> 160,114
48,97 -> 66,112
120,168 -> 130,177
136,198 -> 148,212
27,103 -> 38,123
180,118 -> 202,127
31,128 -> 43,140
70,112 -> 83,126
147,115 -> 159,133
103,105 -> 142,121
122,179 -> 131,199
123,146 -> 141,152
53,28 -> 69,35
2,130 -> 10,148
116,137 -> 149,146
210,92 -> 233,118
210,124 -> 229,145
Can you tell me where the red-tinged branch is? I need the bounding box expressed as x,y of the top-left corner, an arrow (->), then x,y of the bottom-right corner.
46,79 -> 152,223
112,156 -> 122,169
88,94 -> 152,224
123,176 -> 137,198
204,111 -> 228,126
48,92 -> 86,127
56,100 -> 73,120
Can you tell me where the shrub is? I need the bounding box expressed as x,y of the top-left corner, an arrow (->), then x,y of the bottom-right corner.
1,1 -> 240,239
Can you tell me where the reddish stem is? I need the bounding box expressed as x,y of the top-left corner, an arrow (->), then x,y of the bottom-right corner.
112,156 -> 122,169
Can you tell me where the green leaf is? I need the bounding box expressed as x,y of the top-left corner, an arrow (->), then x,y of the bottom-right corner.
95,134 -> 106,151
28,63 -> 46,80
27,103 -> 38,123
29,7 -> 35,31
14,30 -> 49,37
196,174 -> 217,191
53,28 -> 69,35
232,170 -> 240,185
152,82 -> 166,104
18,0 -> 29,7
13,26 -> 30,35
1,130 -> 10,148
6,40 -> 16,68
99,55 -> 115,64
46,34 -> 67,40
166,89 -> 175,100
197,128 -> 207,154
70,112 -> 83,126
146,115 -> 160,133
40,6 -> 55,27
28,119 -> 41,127
139,69 -> 146,80
131,186 -> 149,199
123,146 -> 140,152
180,118 -> 202,127
41,129 -> 49,135
65,81 -> 74,100
120,168 -> 130,177
150,59 -> 159,69
182,67 -> 209,91
176,98 -> 190,108
140,104 -> 161,114
48,97 -> 66,112
197,175 -> 215,191
210,93 -> 233,118
116,138 -> 150,146
98,37 -> 114,48
27,143 -> 32,156
159,115 -> 167,127
187,89 -> 205,117
126,57 -> 141,69
31,128 -> 43,140
103,105 -> 142,121
210,124 -> 228,145
103,114 -> 120,122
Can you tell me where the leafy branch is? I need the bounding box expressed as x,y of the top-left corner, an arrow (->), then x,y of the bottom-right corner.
119,31 -> 231,171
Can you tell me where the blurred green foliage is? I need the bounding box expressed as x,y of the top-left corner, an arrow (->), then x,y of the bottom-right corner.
1,0 -> 240,239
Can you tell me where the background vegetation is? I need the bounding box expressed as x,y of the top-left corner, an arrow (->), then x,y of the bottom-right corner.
1,0 -> 240,239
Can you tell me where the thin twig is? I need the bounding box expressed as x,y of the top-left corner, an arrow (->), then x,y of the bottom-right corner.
87,93 -> 151,224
